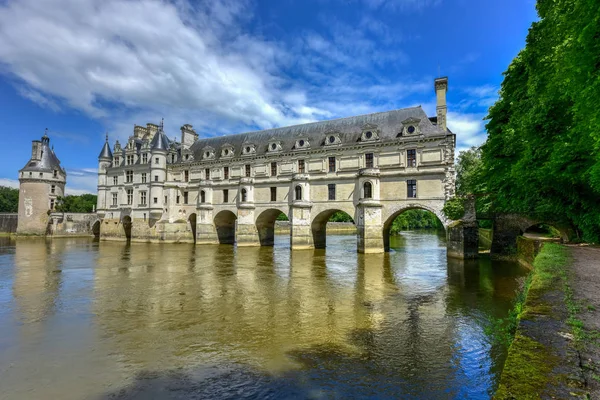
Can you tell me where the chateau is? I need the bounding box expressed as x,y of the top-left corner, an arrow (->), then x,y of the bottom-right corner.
96,77 -> 455,253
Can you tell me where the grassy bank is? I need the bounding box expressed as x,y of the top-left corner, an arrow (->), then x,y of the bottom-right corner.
494,243 -> 586,398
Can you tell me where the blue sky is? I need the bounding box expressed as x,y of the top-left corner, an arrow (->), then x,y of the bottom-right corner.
0,0 -> 537,194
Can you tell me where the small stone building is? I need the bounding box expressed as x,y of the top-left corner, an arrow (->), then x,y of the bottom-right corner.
17,131 -> 66,235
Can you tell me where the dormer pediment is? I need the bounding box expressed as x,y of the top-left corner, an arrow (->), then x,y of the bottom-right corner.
323,131 -> 342,146
221,143 -> 234,158
401,117 -> 421,136
268,138 -> 282,153
242,142 -> 256,156
360,124 -> 380,142
202,146 -> 216,160
294,137 -> 310,150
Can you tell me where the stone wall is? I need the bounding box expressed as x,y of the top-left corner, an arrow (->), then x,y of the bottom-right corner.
47,213 -> 97,237
99,217 -> 194,243
274,221 -> 357,234
0,213 -> 18,234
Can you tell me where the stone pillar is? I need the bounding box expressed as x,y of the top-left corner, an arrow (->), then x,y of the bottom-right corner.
356,168 -> 383,253
289,173 -> 313,250
446,196 -> 479,259
196,205 -> 218,244
236,177 -> 260,246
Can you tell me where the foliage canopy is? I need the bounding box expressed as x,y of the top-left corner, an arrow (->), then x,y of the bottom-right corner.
475,0 -> 600,241
0,186 -> 19,212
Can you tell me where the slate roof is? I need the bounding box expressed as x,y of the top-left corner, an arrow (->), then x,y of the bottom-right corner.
20,135 -> 64,173
188,106 -> 445,161
98,137 -> 113,159
149,127 -> 170,151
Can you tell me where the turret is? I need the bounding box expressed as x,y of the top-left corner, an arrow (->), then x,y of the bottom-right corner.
17,130 -> 66,235
97,134 -> 113,215
149,119 -> 169,219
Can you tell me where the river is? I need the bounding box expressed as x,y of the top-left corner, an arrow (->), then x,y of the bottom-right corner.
0,232 -> 526,399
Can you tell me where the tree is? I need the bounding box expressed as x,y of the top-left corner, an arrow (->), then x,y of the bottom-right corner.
0,186 -> 19,212
478,0 -> 600,242
455,147 -> 483,196
55,194 -> 97,213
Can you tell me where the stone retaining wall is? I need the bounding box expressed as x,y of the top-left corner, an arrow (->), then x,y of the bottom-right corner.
48,212 -> 97,237
0,213 -> 18,234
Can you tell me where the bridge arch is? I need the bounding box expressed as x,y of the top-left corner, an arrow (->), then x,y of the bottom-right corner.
311,207 -> 355,249
92,220 -> 100,238
255,208 -> 288,246
382,205 -> 446,252
214,210 -> 237,244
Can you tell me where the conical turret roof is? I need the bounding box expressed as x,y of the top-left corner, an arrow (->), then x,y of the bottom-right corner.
98,134 -> 113,159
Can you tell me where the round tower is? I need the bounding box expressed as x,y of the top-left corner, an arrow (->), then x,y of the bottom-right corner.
17,130 -> 67,235
97,134 -> 113,218
149,120 -> 169,220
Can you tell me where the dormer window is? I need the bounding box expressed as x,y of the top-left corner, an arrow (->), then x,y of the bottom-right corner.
203,147 -> 215,160
360,125 -> 379,142
242,143 -> 256,156
221,145 -> 234,158
295,138 -> 309,150
401,117 -> 421,136
268,140 -> 282,152
324,132 -> 341,146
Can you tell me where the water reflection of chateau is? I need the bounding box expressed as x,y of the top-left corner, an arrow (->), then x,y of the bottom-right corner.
91,238 -> 465,384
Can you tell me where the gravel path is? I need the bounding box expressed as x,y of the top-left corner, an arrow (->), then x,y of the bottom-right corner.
569,245 -> 600,398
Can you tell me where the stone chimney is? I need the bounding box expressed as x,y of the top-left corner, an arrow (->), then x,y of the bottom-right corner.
31,140 -> 42,161
180,124 -> 198,149
434,77 -> 448,132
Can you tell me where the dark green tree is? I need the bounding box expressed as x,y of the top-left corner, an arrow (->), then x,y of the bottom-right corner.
55,194 -> 97,213
0,186 -> 19,212
478,0 -> 600,242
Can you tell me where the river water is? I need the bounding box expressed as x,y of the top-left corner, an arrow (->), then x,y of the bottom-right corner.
0,233 -> 526,400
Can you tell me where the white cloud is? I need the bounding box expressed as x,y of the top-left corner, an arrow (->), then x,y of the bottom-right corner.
447,111 -> 487,152
0,0 -> 326,139
0,178 -> 19,189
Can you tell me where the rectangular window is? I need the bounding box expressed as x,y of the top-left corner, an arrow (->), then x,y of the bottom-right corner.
270,187 -> 277,202
298,159 -> 305,173
223,189 -> 229,203
140,191 -> 147,205
205,168 -> 210,180
155,157 -> 159,165
164,196 -> 167,204
114,157 -> 120,166
271,162 -> 277,176
154,175 -> 159,182
328,156 -> 336,172
39,173 -> 43,178
113,176 -> 118,185
365,153 -> 374,168
127,189 -> 133,205
183,191 -> 188,204
407,179 -> 417,198
126,170 -> 133,183
127,155 -> 134,165
245,164 -> 251,177
141,173 -> 147,183
51,185 -> 56,194
153,197 -> 158,204
53,170 -> 58,178
224,167 -> 229,179
328,184 -> 336,201
142,153 -> 148,164
112,193 -> 118,206
184,170 -> 189,182
407,149 -> 417,167
50,199 -> 55,210
176,194 -> 180,204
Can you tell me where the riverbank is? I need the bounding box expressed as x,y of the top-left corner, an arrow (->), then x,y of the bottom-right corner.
494,243 -> 600,398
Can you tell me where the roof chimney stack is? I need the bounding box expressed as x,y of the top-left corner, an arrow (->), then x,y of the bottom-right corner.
434,77 -> 448,132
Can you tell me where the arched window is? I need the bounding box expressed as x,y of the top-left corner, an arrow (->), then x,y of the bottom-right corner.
241,188 -> 247,202
363,182 -> 372,199
295,185 -> 302,201
200,190 -> 206,203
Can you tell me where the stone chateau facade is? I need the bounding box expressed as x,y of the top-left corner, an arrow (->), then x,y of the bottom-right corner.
97,77 -> 455,253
